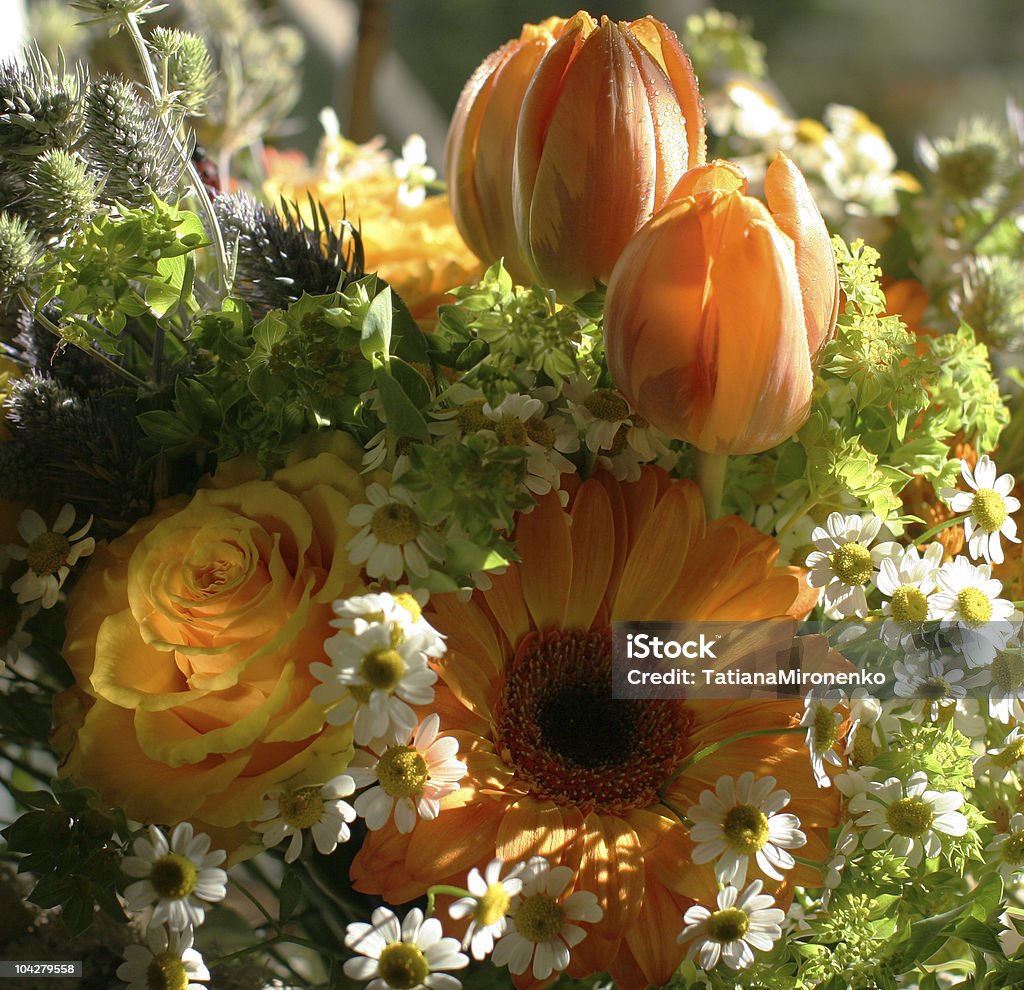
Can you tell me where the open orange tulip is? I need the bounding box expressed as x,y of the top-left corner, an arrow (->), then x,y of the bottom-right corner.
604,154 -> 840,455
446,11 -> 706,300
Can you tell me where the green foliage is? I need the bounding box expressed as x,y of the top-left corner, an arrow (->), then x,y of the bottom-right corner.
35,194 -> 207,353
1,782 -> 129,937
434,261 -> 603,408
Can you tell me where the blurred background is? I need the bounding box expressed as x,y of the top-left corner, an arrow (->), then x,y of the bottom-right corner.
6,0 -> 1024,178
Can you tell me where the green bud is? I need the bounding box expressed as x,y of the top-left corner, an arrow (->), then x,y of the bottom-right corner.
25,149 -> 100,238
150,27 -> 214,117
0,212 -> 40,293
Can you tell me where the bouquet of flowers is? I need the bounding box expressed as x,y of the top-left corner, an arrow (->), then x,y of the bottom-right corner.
2,3 -> 1024,989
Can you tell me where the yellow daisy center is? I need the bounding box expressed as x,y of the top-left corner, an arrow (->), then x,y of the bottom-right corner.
376,942 -> 429,990
361,648 -> 406,691
993,737 -> 1024,769
456,399 -> 489,434
889,585 -> 929,623
496,416 -> 529,447
722,804 -> 770,855
392,592 -> 422,623
370,503 -> 421,546
376,746 -> 428,799
919,677 -> 950,700
513,893 -> 565,942
145,953 -> 189,990
705,907 -> 750,942
583,388 -> 629,422
991,652 -> 1024,692
812,704 -> 838,752
279,786 -> 325,829
885,796 -> 934,838
972,487 -> 1008,533
956,587 -> 993,626
26,530 -> 71,577
524,416 -> 555,449
475,882 -> 512,927
850,724 -> 879,766
1002,831 -> 1024,865
149,853 -> 198,900
830,543 -> 873,586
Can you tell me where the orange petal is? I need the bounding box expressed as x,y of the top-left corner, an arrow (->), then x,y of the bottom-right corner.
576,812 -> 644,936
515,492 -> 572,630
564,480 -> 615,630
495,795 -> 584,864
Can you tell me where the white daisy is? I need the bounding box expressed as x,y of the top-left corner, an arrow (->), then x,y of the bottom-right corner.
805,513 -> 890,618
392,135 -> 437,208
687,772 -> 807,886
481,393 -> 578,505
799,689 -> 846,787
677,880 -> 786,971
875,542 -> 944,647
844,690 -> 885,765
311,620 -> 438,744
848,771 -> 968,867
448,858 -> 526,961
117,925 -> 210,990
929,556 -> 1017,665
255,774 -> 357,862
6,505 -> 95,609
347,484 -> 441,581
331,591 -> 445,657
122,823 -> 228,932
988,647 -> 1024,723
986,812 -> 1024,881
975,726 -> 1024,781
941,455 -> 1020,565
821,822 -> 858,908
892,653 -> 989,721
348,713 -> 466,833
343,906 -> 468,990
491,856 -> 602,980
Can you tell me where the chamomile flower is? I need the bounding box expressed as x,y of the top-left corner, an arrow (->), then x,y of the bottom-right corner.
331,591 -> 445,657
448,858 -> 526,960
986,812 -> 1024,881
117,925 -> 209,990
491,857 -> 602,980
799,689 -> 846,787
975,726 -> 1024,780
677,880 -> 785,972
255,774 -> 357,862
821,823 -> 858,908
892,654 -> 989,721
941,455 -> 1020,565
805,513 -> 889,618
989,648 -> 1024,723
392,135 -> 437,208
347,484 -> 441,581
848,771 -> 968,867
6,505 -> 94,609
348,713 -> 466,833
929,556 -> 1017,665
687,772 -> 807,886
875,542 -> 943,646
122,823 -> 227,932
311,619 -> 438,744
844,690 -> 885,765
343,906 -> 468,990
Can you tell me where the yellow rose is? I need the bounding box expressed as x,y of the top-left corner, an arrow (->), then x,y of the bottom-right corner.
56,433 -> 368,833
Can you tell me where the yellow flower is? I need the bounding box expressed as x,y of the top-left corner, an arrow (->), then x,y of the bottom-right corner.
56,433 -> 369,838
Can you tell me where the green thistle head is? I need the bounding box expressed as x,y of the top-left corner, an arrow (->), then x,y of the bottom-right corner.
0,213 -> 39,293
25,149 -> 100,238
150,28 -> 214,117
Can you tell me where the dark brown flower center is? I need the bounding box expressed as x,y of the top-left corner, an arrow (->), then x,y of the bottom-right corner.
494,627 -> 692,814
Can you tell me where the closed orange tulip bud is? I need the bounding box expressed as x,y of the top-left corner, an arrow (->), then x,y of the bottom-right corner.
445,17 -> 571,285
604,153 -> 839,455
446,11 -> 706,300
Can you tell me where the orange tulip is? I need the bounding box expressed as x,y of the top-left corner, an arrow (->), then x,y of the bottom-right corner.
604,153 -> 839,455
446,11 -> 706,299
445,17 -> 571,285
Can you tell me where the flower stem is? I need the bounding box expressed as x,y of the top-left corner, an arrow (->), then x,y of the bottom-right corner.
425,884 -> 471,916
911,515 -> 963,546
122,11 -> 229,297
694,450 -> 729,520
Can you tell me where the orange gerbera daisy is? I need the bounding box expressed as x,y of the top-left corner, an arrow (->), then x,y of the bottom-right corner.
349,468 -> 840,989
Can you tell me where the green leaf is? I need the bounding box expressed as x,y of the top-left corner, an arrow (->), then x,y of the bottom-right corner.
958,917 -> 1005,956
279,869 -> 302,924
374,367 -> 430,443
361,287 -> 393,364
